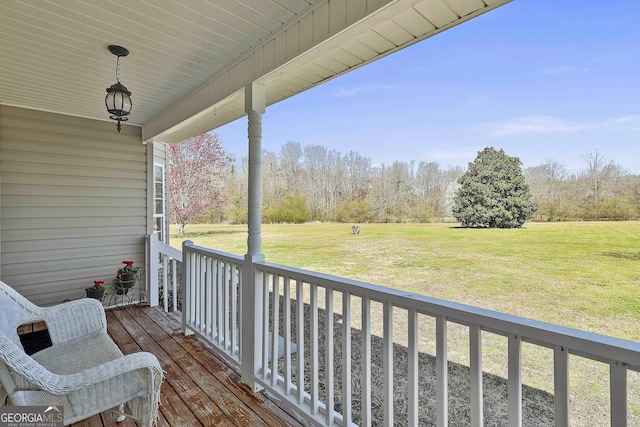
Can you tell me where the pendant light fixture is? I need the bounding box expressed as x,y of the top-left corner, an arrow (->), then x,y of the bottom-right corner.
105,45 -> 132,133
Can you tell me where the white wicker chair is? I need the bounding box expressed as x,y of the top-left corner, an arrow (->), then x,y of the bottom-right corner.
0,280 -> 162,426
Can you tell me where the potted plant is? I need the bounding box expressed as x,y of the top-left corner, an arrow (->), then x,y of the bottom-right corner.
85,281 -> 105,300
115,260 -> 139,295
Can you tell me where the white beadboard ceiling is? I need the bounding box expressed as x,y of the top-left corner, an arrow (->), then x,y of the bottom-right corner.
0,0 -> 510,143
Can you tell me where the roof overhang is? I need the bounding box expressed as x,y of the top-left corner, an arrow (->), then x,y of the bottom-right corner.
0,0 -> 511,144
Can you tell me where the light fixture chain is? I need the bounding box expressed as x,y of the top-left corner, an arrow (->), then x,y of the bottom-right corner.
116,55 -> 121,83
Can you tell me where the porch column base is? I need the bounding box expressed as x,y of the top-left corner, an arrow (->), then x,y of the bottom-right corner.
241,253 -> 265,392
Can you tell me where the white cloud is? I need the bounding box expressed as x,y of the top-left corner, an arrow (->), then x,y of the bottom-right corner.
484,115 -> 640,137
540,67 -> 573,75
332,84 -> 399,97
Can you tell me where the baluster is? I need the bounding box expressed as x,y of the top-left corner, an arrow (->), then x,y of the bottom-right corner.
224,262 -> 230,353
553,346 -> 568,427
383,302 -> 393,427
171,258 -> 177,312
181,249 -> 190,332
508,335 -> 522,427
231,263 -> 238,358
191,253 -> 197,329
310,283 -> 319,414
206,257 -> 214,341
326,287 -> 335,425
436,316 -> 447,427
194,254 -> 201,330
283,277 -> 292,394
217,259 -> 224,346
296,279 -> 305,405
162,255 -> 168,311
408,309 -> 418,427
361,296 -> 372,426
201,257 -> 207,335
271,274 -> 280,387
262,273 -> 270,380
610,361 -> 627,427
470,324 -> 483,427
343,292 -> 352,426
211,259 -> 219,342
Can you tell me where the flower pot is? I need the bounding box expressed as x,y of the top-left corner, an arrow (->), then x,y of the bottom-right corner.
85,286 -> 105,300
120,273 -> 136,283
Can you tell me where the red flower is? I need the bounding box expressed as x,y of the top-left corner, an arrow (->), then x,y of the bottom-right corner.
123,260 -> 135,267
93,281 -> 104,287
115,274 -> 121,279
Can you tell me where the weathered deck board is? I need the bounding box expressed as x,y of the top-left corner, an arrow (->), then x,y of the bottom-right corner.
119,308 -> 303,427
113,309 -> 233,426
7,307 -> 305,427
127,311 -> 266,425
144,309 -> 305,427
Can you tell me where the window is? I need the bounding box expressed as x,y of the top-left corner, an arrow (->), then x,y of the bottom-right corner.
153,163 -> 167,243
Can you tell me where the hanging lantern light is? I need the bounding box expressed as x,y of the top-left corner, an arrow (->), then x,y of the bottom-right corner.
105,45 -> 132,133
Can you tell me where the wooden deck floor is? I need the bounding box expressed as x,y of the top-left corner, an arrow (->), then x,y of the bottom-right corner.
70,306 -> 306,427
5,307 -> 306,426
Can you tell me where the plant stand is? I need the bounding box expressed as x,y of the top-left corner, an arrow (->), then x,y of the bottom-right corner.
108,273 -> 147,315
109,278 -> 135,308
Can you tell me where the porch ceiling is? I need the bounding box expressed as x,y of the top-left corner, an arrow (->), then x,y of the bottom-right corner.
0,0 -> 510,144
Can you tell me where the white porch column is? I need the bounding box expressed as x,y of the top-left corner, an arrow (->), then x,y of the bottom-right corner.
246,83 -> 265,257
241,82 -> 266,392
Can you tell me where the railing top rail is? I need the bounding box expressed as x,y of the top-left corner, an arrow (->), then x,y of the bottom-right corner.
183,241 -> 244,264
257,260 -> 640,369
156,240 -> 183,261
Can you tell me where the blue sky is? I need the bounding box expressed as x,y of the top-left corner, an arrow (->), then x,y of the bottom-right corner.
218,0 -> 640,174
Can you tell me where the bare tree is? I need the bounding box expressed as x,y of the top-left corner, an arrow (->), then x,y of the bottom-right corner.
525,159 -> 567,221
280,141 -> 303,192
584,150 -> 607,213
342,150 -> 372,201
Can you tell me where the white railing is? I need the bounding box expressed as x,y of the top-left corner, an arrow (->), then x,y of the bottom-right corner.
181,241 -> 243,368
177,242 -> 640,427
148,233 -> 183,312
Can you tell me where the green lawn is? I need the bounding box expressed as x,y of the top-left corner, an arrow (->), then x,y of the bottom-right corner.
170,221 -> 640,423
170,221 -> 640,341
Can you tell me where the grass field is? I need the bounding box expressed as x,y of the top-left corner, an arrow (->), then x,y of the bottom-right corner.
170,221 -> 640,341
169,221 -> 640,424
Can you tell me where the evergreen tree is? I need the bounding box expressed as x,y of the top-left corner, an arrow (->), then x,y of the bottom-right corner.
453,147 -> 536,228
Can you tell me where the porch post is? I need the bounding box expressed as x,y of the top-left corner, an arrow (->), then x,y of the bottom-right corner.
246,83 -> 265,257
148,233 -> 160,307
241,82 -> 266,392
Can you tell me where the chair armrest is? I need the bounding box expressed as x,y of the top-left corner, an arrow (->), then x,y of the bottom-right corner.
42,299 -> 106,345
4,340 -> 161,397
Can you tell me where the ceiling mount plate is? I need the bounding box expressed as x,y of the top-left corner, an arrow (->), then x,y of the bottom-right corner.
108,45 -> 129,57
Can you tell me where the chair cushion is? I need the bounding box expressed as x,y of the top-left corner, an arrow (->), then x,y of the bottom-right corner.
31,331 -> 123,374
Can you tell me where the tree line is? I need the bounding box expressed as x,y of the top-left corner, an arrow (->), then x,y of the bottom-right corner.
174,135 -> 640,231
214,141 -> 465,225
525,151 -> 640,221
218,142 -> 640,224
